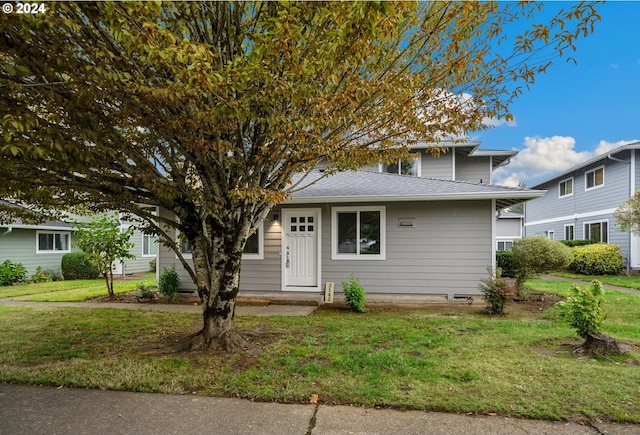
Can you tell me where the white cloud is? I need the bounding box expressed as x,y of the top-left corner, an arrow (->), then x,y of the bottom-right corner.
482,116 -> 517,128
493,136 -> 639,187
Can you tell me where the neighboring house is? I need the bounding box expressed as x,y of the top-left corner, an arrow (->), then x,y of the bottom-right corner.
158,142 -> 545,300
496,210 -> 524,251
524,141 -> 640,271
0,201 -> 156,277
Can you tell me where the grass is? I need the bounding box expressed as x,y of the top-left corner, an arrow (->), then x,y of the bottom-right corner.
0,274 -> 155,302
551,271 -> 640,290
0,277 -> 639,423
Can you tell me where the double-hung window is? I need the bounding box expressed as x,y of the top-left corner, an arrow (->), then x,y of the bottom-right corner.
36,231 -> 71,254
585,167 -> 604,190
332,206 -> 385,259
380,156 -> 420,177
559,178 -> 573,197
142,234 -> 157,257
564,224 -> 575,241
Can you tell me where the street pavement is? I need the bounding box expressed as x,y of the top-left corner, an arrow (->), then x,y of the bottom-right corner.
1,383 -> 639,435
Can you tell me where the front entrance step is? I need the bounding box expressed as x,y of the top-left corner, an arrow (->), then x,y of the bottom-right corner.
270,294 -> 324,306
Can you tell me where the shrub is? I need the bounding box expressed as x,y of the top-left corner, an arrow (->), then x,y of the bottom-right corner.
479,268 -> 512,315
569,243 -> 624,275
159,266 -> 180,301
135,282 -> 157,300
149,258 -> 156,273
512,237 -> 574,291
31,266 -> 53,283
556,280 -> 606,338
61,252 -> 100,280
496,251 -> 515,278
341,273 -> 366,313
560,239 -> 595,248
0,260 -> 28,286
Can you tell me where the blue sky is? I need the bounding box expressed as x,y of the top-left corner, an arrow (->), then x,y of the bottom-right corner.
471,2 -> 640,187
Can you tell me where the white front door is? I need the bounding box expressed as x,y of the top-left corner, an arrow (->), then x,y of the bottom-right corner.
283,208 -> 320,291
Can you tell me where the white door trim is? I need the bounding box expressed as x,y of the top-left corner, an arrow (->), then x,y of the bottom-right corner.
281,208 -> 322,292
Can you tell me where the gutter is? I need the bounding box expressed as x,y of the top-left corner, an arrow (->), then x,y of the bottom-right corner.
608,153 -> 632,275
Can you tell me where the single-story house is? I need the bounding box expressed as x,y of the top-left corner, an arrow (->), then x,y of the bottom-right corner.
158,169 -> 545,301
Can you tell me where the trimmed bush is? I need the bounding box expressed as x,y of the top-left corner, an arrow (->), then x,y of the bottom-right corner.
31,266 -> 53,283
479,268 -> 512,315
0,259 -> 28,286
341,274 -> 366,313
496,251 -> 515,278
570,243 -> 624,275
512,237 -> 574,291
560,240 -> 595,248
61,252 -> 100,280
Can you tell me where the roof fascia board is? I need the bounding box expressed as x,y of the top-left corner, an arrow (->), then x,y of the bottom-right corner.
290,190 -> 546,204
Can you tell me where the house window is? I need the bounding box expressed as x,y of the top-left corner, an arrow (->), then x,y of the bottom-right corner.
497,240 -> 513,251
547,230 -> 555,240
559,178 -> 573,197
564,224 -> 575,241
332,206 -> 385,259
584,221 -> 608,243
176,224 -> 263,259
380,156 -> 420,177
585,166 -> 604,190
36,231 -> 71,253
142,234 -> 157,257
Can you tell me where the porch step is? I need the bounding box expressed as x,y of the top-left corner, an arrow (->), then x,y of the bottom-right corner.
269,294 -> 324,307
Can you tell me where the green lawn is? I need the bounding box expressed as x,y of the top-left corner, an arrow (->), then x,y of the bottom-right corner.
0,274 -> 155,302
551,272 -> 640,290
0,276 -> 639,423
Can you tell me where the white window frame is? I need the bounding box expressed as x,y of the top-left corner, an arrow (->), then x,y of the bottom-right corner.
584,220 -> 609,243
496,240 -> 513,251
379,155 -> 421,177
559,177 -> 574,198
564,224 -> 575,241
142,233 -> 157,257
331,206 -> 386,260
585,166 -> 605,190
36,231 -> 71,254
547,230 -> 555,240
175,223 -> 264,260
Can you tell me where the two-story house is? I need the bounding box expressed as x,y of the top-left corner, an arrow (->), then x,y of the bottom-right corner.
524,141 -> 640,272
157,141 -> 545,301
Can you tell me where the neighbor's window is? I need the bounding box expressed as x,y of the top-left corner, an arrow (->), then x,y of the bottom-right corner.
380,157 -> 420,177
585,167 -> 604,190
142,234 -> 157,257
559,178 -> 573,197
36,231 -> 71,253
332,206 -> 385,259
497,240 -> 513,251
564,224 -> 575,241
584,221 -> 608,243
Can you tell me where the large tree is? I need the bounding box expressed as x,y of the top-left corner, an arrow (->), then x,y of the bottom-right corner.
0,1 -> 600,350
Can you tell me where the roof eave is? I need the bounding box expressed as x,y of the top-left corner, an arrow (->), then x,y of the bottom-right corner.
289,190 -> 546,204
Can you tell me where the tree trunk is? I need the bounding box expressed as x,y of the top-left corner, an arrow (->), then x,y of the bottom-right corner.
582,333 -> 627,356
104,272 -> 114,299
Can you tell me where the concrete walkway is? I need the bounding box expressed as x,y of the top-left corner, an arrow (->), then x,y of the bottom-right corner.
1,383 -> 639,435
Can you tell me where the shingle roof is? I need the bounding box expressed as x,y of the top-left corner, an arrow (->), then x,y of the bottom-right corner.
290,170 -> 544,209
0,200 -> 72,229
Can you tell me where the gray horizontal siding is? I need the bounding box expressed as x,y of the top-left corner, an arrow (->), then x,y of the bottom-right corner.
159,200 -> 494,298
0,228 -> 77,277
421,151 -> 453,180
455,151 -> 491,184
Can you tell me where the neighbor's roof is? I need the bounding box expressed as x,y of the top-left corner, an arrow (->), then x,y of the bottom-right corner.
290,170 -> 545,210
0,200 -> 72,230
530,141 -> 640,189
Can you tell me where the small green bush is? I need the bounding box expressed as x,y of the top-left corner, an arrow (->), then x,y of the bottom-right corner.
512,237 -> 574,291
496,251 -> 515,278
0,259 -> 28,286
556,280 -> 606,339
135,282 -> 157,300
159,266 -> 180,301
479,268 -> 512,315
149,258 -> 157,273
31,266 -> 53,283
61,252 -> 100,280
341,274 -> 366,313
560,240 -> 595,248
570,243 -> 624,275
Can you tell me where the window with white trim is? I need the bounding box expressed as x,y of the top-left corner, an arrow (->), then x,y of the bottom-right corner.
564,224 -> 575,241
36,231 -> 71,253
585,166 -> 604,190
497,240 -> 513,251
332,206 -> 385,259
380,156 -> 420,177
584,221 -> 608,243
142,234 -> 157,257
547,230 -> 555,240
176,224 -> 263,259
559,178 -> 573,197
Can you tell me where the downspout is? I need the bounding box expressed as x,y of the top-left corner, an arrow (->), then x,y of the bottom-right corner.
608,153 -> 632,274
1,226 -> 12,236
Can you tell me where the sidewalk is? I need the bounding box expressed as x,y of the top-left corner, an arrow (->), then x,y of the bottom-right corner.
1,383 -> 639,435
